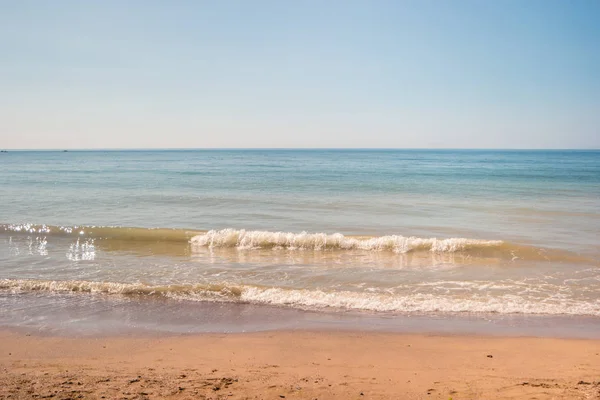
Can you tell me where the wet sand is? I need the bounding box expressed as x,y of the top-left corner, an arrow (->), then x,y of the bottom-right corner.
1,330 -> 599,399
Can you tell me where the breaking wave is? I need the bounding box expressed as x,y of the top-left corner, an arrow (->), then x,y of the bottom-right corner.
2,224 -> 593,263
190,229 -> 503,252
1,279 -> 599,316
190,229 -> 593,263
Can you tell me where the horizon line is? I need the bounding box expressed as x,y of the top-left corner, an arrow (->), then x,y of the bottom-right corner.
1,147 -> 599,152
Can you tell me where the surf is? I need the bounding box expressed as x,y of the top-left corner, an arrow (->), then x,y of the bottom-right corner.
2,224 -> 595,264
2,278 -> 599,317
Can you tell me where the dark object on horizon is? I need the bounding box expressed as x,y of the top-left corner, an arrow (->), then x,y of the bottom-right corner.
63,150 -> 68,152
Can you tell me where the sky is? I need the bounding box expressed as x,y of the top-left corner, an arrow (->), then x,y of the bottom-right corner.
0,0 -> 599,149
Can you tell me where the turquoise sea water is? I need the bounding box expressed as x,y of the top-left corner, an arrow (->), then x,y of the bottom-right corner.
1,150 -> 599,334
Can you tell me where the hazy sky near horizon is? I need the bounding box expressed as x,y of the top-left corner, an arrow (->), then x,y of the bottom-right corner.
1,0 -> 599,149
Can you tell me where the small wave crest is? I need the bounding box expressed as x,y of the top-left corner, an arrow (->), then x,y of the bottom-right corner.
188,230 -> 594,264
1,224 -> 201,241
190,229 -> 503,253
1,278 -> 598,316
0,279 -> 241,298
3,224 -> 593,263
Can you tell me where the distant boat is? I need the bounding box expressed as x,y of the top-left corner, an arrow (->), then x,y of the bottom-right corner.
63,150 -> 68,152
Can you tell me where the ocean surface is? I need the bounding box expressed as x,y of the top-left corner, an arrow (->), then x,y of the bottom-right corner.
1,149 -> 599,336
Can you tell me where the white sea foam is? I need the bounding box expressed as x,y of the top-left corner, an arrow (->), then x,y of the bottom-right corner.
235,287 -> 600,316
2,225 -> 593,263
2,279 -> 598,316
0,279 -> 238,298
190,229 -> 503,253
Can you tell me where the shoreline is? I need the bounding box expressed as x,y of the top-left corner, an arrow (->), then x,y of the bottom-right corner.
2,292 -> 600,340
2,329 -> 599,399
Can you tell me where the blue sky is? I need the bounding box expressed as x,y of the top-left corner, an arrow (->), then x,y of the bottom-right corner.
1,0 -> 598,149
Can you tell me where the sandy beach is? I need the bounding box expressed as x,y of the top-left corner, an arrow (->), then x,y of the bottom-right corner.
1,330 -> 599,400
3,0 -> 599,397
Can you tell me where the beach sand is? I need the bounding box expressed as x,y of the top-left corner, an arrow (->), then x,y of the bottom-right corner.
1,330 -> 599,399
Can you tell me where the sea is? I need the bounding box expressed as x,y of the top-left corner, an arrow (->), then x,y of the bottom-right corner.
1,149 -> 599,337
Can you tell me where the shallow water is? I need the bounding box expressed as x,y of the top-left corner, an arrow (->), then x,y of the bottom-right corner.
1,150 -> 599,334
